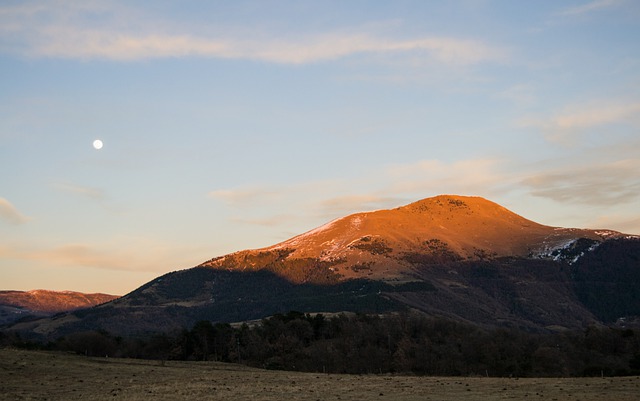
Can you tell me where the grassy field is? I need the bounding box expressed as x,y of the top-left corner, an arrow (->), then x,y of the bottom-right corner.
1,348 -> 639,401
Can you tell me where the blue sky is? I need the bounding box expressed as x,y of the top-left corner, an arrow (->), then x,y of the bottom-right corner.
1,0 -> 639,294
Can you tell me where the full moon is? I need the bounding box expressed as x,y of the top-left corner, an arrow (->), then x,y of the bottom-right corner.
93,139 -> 103,150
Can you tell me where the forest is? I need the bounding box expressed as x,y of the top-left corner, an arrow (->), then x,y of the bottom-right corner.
4,311 -> 640,378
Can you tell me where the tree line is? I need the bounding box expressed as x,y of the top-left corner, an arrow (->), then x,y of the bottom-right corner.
3,311 -> 640,377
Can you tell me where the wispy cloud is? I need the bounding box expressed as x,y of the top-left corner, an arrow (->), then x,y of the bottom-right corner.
520,100 -> 640,145
522,159 -> 640,206
0,2 -> 506,65
0,239 -> 206,273
0,197 -> 31,225
51,182 -> 126,213
496,84 -> 537,106
207,153 -> 640,240
319,195 -> 402,215
556,0 -> 622,16
36,244 -> 130,271
208,187 -> 281,205
231,214 -> 296,227
384,158 -> 509,197
209,159 -> 511,228
551,102 -> 640,130
28,30 -> 505,66
53,182 -> 107,201
589,214 -> 640,235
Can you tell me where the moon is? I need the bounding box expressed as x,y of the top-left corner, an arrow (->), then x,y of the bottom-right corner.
93,139 -> 103,150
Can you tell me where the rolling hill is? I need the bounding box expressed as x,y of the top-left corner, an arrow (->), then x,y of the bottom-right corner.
0,290 -> 118,325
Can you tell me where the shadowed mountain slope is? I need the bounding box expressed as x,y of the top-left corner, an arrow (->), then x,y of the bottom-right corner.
4,195 -> 639,339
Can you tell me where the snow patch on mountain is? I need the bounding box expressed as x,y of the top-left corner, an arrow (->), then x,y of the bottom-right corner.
276,216 -> 344,249
271,214 -> 369,261
531,237 -> 601,264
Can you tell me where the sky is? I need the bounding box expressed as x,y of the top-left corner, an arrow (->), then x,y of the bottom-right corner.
1,0 -> 639,295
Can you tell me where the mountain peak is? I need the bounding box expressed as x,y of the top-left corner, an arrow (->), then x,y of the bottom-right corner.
201,195 -> 625,283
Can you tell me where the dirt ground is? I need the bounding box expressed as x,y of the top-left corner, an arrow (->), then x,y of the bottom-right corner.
1,348 -> 638,401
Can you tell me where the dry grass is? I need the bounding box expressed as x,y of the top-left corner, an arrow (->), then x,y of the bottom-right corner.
1,348 -> 639,401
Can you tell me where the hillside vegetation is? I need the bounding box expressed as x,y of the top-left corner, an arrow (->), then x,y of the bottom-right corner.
7,312 -> 640,378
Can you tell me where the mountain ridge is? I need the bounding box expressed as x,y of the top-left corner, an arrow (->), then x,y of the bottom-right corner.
200,195 -> 630,283
4,195 -> 639,339
0,289 -> 119,326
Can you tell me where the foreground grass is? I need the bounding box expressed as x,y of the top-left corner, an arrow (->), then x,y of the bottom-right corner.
1,348 -> 639,401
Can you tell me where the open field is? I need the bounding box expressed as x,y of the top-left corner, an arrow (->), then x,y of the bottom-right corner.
1,348 -> 639,401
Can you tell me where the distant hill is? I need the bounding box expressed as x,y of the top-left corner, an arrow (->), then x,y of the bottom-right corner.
5,195 -> 639,339
0,290 -> 118,325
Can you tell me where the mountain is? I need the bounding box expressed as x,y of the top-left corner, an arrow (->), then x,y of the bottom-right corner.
5,195 -> 640,340
201,195 -> 622,282
0,290 -> 118,325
